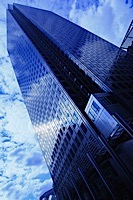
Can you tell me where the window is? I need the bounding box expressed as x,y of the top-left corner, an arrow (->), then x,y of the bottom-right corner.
66,132 -> 71,141
77,130 -> 84,140
88,109 -> 96,121
70,149 -> 74,158
53,82 -> 56,89
75,137 -> 80,146
73,111 -> 79,122
80,123 -> 87,133
91,101 -> 100,114
64,138 -> 68,146
68,126 -> 73,134
57,133 -> 61,141
59,129 -> 63,136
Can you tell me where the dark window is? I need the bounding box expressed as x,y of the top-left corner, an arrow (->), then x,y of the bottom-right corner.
70,149 -> 75,158
68,154 -> 72,162
73,124 -> 76,129
60,129 -> 63,136
89,109 -> 95,121
60,147 -> 64,154
91,101 -> 100,114
80,123 -> 87,133
62,144 -> 66,152
72,143 -> 77,152
56,139 -> 60,145
64,138 -> 68,146
77,130 -> 84,140
51,154 -> 54,161
66,132 -> 71,141
75,137 -> 80,146
68,126 -> 73,134
57,133 -> 61,141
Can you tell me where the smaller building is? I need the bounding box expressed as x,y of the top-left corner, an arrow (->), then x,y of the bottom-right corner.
40,188 -> 56,200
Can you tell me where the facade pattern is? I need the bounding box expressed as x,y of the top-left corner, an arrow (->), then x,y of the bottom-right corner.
7,4 -> 133,200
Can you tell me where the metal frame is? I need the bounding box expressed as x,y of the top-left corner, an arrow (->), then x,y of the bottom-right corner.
120,20 -> 133,50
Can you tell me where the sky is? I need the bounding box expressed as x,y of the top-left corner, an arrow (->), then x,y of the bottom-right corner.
0,0 -> 133,199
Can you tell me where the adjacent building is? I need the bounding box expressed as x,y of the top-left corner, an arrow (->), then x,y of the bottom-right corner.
40,188 -> 56,200
7,4 -> 133,200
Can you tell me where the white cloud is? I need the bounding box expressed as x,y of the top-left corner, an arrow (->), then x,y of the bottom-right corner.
69,0 -> 133,46
0,57 -> 20,95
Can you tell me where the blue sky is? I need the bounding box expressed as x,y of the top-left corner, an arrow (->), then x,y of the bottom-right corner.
0,0 -> 133,199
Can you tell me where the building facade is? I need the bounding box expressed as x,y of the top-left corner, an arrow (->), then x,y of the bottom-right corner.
7,4 -> 133,200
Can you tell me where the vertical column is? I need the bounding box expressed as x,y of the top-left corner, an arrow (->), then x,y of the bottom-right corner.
70,173 -> 82,200
64,183 -> 72,200
87,152 -> 117,200
78,167 -> 97,200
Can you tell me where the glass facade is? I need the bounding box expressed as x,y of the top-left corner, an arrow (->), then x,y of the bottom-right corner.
7,4 -> 133,200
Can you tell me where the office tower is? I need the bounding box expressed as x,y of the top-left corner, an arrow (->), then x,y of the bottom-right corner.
7,4 -> 133,200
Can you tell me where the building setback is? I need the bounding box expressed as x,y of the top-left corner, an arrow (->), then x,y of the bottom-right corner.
7,4 -> 133,200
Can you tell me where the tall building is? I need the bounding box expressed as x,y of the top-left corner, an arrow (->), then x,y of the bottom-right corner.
7,4 -> 133,200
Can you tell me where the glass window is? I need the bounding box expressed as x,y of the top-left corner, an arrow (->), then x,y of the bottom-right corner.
66,132 -> 71,141
75,137 -> 80,146
68,126 -> 73,134
88,109 -> 96,121
91,101 -> 100,114
77,130 -> 84,140
70,149 -> 74,158
72,143 -> 77,152
80,123 -> 87,133
73,111 -> 79,122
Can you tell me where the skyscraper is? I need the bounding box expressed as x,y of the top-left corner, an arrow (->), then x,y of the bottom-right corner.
7,4 -> 133,200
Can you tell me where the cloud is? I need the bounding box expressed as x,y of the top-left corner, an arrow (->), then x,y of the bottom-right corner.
0,56 -> 20,95
26,152 -> 44,166
0,120 -> 51,199
69,0 -> 133,46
